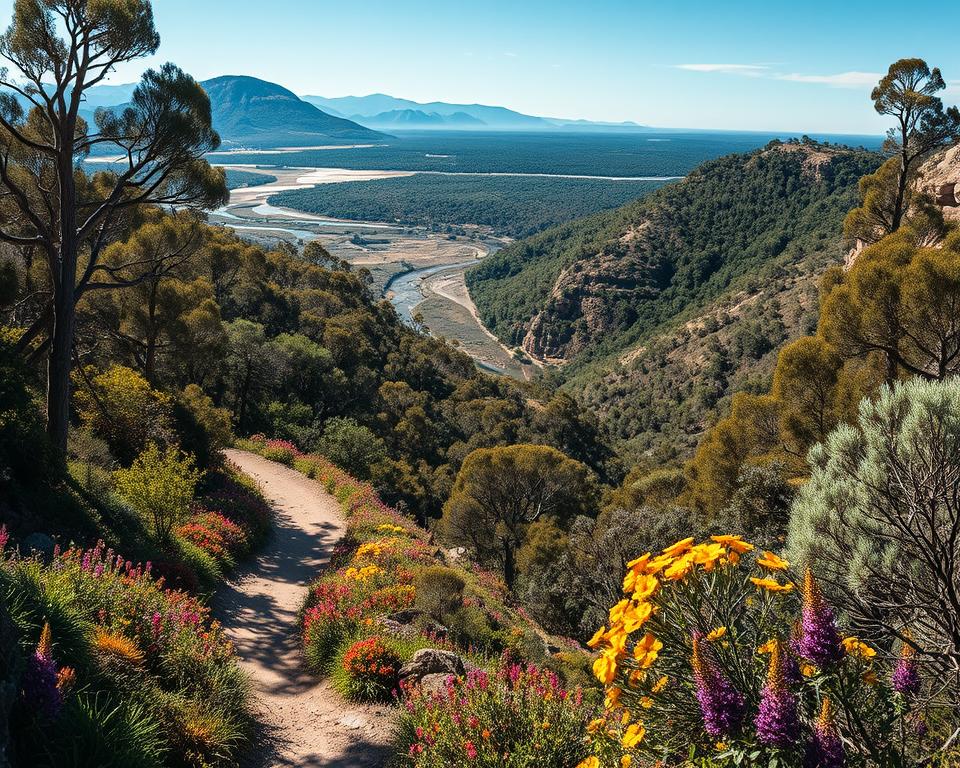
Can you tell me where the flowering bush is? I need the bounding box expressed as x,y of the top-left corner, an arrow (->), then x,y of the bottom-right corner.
580,535 -> 944,767
175,510 -> 249,568
396,659 -> 595,767
338,636 -> 402,701
2,533 -> 248,767
241,434 -> 303,465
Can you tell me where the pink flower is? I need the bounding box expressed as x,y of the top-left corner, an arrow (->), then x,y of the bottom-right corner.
464,740 -> 477,759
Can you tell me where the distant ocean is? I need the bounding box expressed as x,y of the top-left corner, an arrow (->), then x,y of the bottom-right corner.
207,130 -> 885,179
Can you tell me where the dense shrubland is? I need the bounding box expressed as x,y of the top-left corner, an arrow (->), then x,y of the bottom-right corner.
270,174 -> 667,238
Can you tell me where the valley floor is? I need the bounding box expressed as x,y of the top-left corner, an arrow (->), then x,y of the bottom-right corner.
211,165 -> 516,376
213,450 -> 394,768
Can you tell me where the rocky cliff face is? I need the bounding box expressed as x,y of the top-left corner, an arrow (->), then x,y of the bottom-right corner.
919,143 -> 960,223
505,143 -> 878,366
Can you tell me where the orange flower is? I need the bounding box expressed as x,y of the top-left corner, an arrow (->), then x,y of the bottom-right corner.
662,537 -> 695,558
756,551 -> 790,571
750,576 -> 794,593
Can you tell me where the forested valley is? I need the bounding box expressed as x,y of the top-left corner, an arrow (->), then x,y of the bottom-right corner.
0,2 -> 958,766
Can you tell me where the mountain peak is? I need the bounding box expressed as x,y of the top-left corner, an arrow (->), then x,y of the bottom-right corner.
200,75 -> 386,148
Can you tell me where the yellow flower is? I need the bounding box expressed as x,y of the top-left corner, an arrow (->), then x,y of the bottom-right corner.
587,626 -> 607,649
645,553 -> 675,574
630,574 -> 660,602
706,626 -> 727,641
640,696 -> 653,709
651,675 -> 669,693
750,576 -> 794,593
842,636 -> 877,659
633,633 -> 663,669
756,551 -> 790,571
622,601 -> 653,634
663,554 -> 695,581
593,650 -> 620,685
605,686 -> 622,708
800,662 -> 817,677
621,756 -> 633,768
576,758 -> 600,768
542,722 -> 551,730
587,718 -> 604,734
690,542 -> 727,567
663,536 -> 695,557
621,710 -> 632,725
609,600 -> 630,625
711,534 -> 755,554
622,722 -> 645,749
716,742 -> 728,750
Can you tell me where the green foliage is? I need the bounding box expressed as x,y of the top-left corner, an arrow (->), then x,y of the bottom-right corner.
19,692 -> 167,768
820,228 -> 960,381
270,174 -> 667,238
441,444 -> 599,587
788,377 -> 960,706
413,566 -> 465,622
224,169 -> 277,190
316,417 -> 387,479
0,332 -> 54,488
467,141 -> 880,370
172,384 -> 234,469
2,541 -> 249,768
114,445 -> 202,544
75,365 -> 173,466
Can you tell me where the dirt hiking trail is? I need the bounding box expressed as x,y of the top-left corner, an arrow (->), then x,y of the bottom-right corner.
213,449 -> 394,768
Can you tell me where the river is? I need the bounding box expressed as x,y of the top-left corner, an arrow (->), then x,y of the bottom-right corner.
386,260 -> 482,325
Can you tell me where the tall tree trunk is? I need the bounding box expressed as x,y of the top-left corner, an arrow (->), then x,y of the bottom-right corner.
46,258 -> 75,458
47,139 -> 78,458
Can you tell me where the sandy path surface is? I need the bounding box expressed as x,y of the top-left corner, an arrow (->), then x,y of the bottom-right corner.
213,450 -> 394,768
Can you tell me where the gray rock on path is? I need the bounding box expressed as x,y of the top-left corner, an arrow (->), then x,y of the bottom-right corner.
398,649 -> 465,685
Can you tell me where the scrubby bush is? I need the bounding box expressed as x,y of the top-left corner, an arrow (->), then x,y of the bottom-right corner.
396,661 -> 594,767
114,445 -> 202,544
414,566 -> 465,622
316,417 -> 387,480
172,384 -> 233,469
788,378 -> 960,706
75,365 -> 172,466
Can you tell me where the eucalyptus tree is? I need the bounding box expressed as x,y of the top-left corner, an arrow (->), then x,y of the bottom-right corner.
0,0 -> 226,455
846,58 -> 960,243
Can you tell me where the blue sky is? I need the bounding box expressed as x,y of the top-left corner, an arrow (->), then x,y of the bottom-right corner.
0,0 -> 958,134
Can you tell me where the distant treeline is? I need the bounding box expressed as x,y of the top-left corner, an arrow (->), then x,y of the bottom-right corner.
211,131 -> 846,177
269,173 -> 668,237
225,169 -> 278,190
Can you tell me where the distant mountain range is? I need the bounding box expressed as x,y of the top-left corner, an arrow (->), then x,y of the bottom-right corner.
26,76 -> 645,148
303,93 -> 646,132
304,93 -> 648,132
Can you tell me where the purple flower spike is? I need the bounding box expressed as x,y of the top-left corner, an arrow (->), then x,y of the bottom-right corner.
692,634 -> 745,738
20,623 -> 63,719
755,641 -> 800,748
798,570 -> 842,666
805,698 -> 844,768
892,641 -> 920,696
